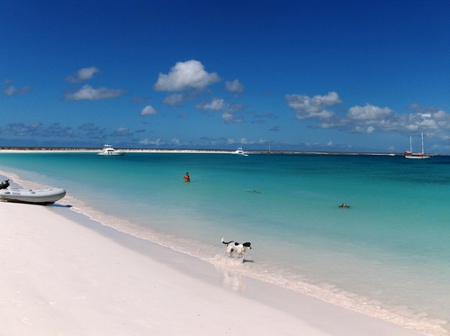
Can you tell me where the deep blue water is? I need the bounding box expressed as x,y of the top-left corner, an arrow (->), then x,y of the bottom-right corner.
1,152 -> 449,334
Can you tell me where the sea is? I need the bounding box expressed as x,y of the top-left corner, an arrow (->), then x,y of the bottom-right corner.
0,151 -> 449,335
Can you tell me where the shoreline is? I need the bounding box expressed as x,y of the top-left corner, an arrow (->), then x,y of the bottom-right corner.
0,147 -> 425,156
0,201 -> 424,335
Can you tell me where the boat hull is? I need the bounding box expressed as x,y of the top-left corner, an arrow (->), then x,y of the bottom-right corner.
97,144 -> 125,156
97,152 -> 125,156
404,154 -> 431,159
232,148 -> 248,156
0,187 -> 66,204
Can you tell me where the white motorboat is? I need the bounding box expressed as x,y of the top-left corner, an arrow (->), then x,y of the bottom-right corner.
97,144 -> 125,156
404,133 -> 431,159
0,186 -> 66,204
233,147 -> 248,156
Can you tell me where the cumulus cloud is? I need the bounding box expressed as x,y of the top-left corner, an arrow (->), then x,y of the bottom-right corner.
214,103 -> 247,123
65,67 -> 100,83
286,91 -> 341,120
64,85 -> 125,100
140,105 -> 157,116
222,112 -> 234,122
163,93 -> 185,106
221,111 -> 243,123
315,103 -> 399,134
225,79 -> 244,94
196,98 -> 225,111
347,104 -> 394,121
3,79 -> 30,96
285,91 -> 450,135
154,60 -> 220,92
342,104 -> 450,134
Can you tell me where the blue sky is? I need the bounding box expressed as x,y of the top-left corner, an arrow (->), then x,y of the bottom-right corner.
2,0 -> 450,152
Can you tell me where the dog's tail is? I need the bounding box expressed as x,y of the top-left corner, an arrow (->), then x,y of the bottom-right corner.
221,238 -> 233,245
243,242 -> 252,249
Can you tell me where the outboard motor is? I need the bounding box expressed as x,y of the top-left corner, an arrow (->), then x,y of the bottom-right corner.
0,179 -> 10,190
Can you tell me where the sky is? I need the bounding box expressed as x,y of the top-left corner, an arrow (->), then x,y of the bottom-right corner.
2,0 -> 450,153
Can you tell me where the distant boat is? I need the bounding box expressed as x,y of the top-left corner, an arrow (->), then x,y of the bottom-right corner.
97,144 -> 125,156
404,133 -> 430,159
233,147 -> 248,156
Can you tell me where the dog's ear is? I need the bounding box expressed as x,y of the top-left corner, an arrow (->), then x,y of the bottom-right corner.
243,242 -> 251,248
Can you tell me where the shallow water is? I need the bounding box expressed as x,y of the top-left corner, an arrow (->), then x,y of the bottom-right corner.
1,152 -> 449,335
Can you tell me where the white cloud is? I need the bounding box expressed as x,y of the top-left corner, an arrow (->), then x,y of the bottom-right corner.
154,60 -> 220,92
347,104 -> 393,121
315,99 -> 450,135
64,85 -> 125,100
116,127 -> 128,133
221,111 -> 243,123
222,111 -> 234,122
197,98 -> 225,111
65,67 -> 100,83
286,91 -> 341,120
225,79 -> 244,94
163,93 -> 185,106
140,105 -> 157,116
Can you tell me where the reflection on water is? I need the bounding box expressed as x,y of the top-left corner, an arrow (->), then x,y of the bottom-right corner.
214,254 -> 248,292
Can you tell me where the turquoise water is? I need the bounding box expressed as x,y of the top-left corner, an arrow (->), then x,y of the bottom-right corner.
1,152 -> 449,334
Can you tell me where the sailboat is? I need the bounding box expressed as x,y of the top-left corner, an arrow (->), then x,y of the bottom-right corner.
404,133 -> 431,159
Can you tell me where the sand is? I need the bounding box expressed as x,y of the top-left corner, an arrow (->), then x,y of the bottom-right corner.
0,201 -> 422,336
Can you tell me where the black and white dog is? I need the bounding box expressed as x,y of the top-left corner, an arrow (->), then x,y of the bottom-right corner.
221,238 -> 252,257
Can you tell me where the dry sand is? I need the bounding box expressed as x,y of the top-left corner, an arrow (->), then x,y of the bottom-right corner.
0,201 -> 421,335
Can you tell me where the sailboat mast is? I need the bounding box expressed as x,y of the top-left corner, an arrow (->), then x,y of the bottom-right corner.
421,132 -> 424,154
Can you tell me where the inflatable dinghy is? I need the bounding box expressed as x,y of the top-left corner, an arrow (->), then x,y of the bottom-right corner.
0,180 -> 66,204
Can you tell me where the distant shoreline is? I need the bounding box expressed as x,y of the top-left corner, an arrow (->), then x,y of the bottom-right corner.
0,147 -> 438,156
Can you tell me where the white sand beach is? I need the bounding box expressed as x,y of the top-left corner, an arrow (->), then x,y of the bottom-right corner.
0,201 -> 422,336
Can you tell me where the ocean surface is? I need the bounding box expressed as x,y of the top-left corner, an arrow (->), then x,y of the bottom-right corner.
1,152 -> 449,335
